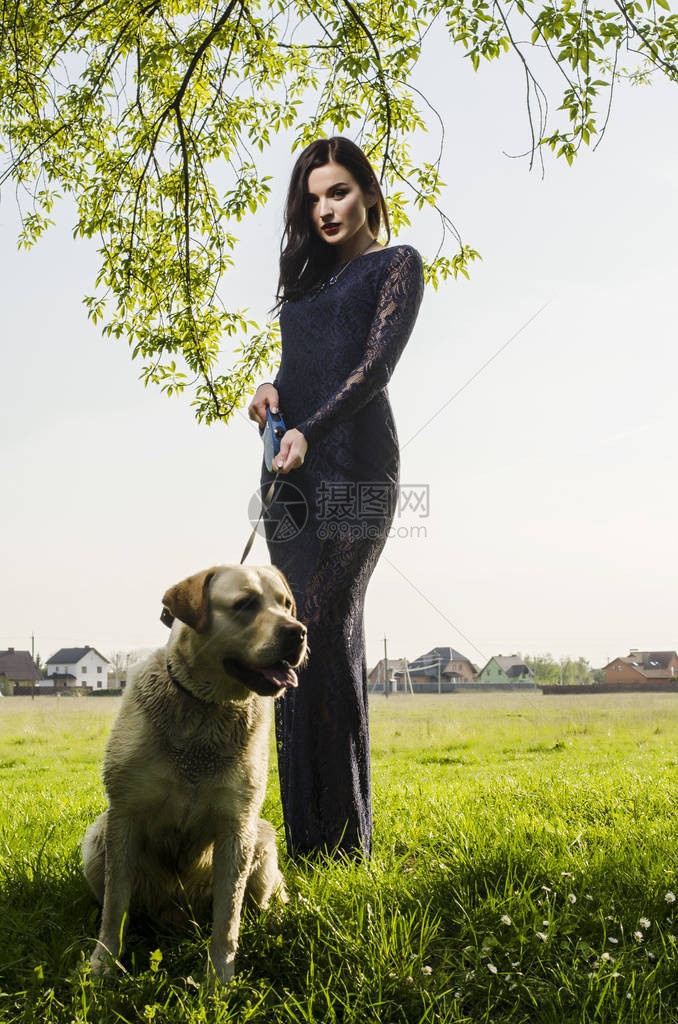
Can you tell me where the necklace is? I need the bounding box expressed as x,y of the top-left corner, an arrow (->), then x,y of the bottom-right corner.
305,240 -> 380,302
325,240 -> 378,289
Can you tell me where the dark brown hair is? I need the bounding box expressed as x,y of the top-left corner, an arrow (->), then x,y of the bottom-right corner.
276,137 -> 390,305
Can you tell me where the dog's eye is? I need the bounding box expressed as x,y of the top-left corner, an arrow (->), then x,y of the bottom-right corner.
233,595 -> 259,613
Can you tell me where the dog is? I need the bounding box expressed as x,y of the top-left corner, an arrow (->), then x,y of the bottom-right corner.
82,564 -> 307,985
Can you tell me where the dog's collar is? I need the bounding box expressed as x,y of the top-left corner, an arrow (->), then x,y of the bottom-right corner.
166,658 -> 208,703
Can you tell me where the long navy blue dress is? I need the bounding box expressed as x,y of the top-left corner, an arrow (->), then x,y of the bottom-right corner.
260,243 -> 425,859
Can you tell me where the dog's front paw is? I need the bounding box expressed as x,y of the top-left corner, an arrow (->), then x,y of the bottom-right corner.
205,951 -> 235,989
274,879 -> 289,906
89,943 -> 115,978
261,880 -> 289,919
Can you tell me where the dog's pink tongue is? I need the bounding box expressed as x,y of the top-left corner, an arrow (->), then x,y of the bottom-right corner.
261,664 -> 298,689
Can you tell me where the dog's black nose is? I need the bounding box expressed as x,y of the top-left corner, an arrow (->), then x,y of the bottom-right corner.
283,625 -> 307,658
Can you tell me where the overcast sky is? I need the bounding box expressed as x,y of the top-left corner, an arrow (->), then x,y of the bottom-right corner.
2,30 -> 676,673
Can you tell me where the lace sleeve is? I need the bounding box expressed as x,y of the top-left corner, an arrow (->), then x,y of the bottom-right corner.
295,247 -> 425,444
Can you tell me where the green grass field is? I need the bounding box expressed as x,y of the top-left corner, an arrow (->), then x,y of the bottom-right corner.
1,692 -> 678,1023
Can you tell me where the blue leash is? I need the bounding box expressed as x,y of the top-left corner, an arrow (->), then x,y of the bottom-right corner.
240,408 -> 287,564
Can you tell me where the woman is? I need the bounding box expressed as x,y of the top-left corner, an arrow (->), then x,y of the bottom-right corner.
248,136 -> 424,860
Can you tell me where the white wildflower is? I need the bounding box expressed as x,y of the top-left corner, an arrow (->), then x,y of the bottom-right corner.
536,931 -> 548,942
482,946 -> 491,955
501,915 -> 512,926
601,952 -> 612,962
541,885 -> 552,893
422,966 -> 432,976
634,931 -> 643,942
543,920 -> 549,927
585,895 -> 593,902
561,871 -> 573,879
511,961 -> 521,968
611,972 -> 622,979
639,917 -> 651,930
665,892 -> 676,903
568,894 -> 577,904
669,934 -> 677,943
487,963 -> 497,975
647,952 -> 656,961
608,937 -> 619,944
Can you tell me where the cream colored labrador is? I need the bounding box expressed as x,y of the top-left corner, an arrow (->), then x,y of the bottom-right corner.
82,564 -> 307,985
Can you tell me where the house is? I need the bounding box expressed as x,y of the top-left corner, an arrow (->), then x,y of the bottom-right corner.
367,657 -> 409,693
443,651 -> 477,683
477,655 -> 535,684
0,648 -> 44,695
603,650 -> 678,685
402,646 -> 477,693
107,670 -> 128,690
39,672 -> 78,690
45,646 -> 112,690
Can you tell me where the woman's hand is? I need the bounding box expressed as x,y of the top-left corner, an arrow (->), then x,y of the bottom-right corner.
248,383 -> 279,427
275,428 -> 308,474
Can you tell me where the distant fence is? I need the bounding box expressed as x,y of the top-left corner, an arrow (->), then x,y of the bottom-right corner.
375,682 -> 538,694
372,681 -> 678,696
541,682 -> 678,695
452,682 -> 537,692
13,685 -> 92,696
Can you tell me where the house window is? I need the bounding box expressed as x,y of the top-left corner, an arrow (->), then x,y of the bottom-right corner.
97,666 -> 102,673
97,680 -> 102,689
82,666 -> 87,673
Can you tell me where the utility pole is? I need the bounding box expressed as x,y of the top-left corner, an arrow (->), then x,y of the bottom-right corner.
437,655 -> 441,695
383,634 -> 389,697
31,632 -> 34,659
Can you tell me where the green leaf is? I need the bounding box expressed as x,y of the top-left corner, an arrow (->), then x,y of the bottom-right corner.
0,0 -> 673,424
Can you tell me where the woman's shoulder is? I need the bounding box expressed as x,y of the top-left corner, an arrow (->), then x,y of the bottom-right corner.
378,243 -> 423,274
376,244 -> 424,289
377,242 -> 422,262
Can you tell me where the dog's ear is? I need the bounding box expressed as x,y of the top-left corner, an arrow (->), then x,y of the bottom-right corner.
161,566 -> 221,634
